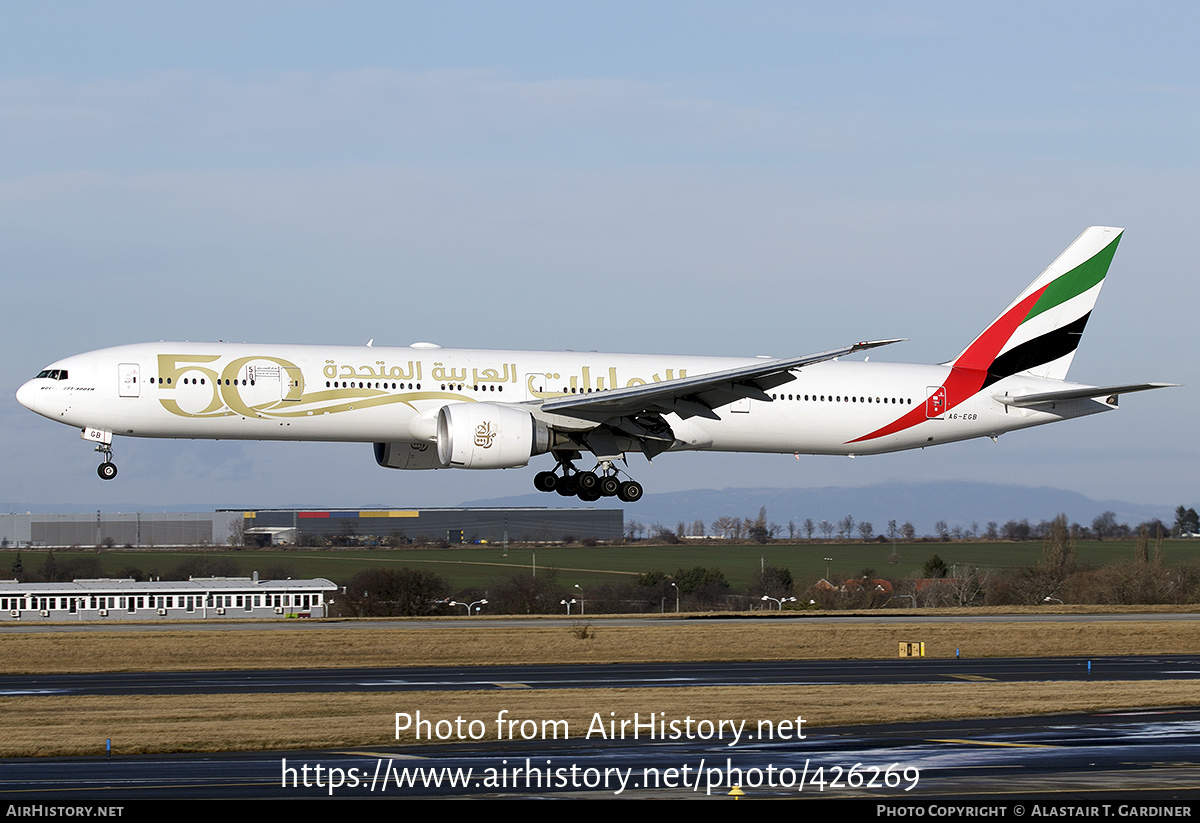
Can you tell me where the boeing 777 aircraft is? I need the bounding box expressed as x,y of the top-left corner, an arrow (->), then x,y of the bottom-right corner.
16,227 -> 1174,502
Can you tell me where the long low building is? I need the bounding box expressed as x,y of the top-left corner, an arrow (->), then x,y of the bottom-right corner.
0,576 -> 337,621
0,507 -> 623,547
0,511 -> 239,548
240,507 -> 623,545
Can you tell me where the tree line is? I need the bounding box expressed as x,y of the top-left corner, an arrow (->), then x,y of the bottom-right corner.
624,504 -> 1199,544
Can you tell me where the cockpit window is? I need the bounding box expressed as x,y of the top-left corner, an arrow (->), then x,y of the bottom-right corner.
35,369 -> 68,380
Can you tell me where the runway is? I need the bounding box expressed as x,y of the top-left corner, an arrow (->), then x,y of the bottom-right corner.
2,654 -> 1199,696
1,708 -> 1197,800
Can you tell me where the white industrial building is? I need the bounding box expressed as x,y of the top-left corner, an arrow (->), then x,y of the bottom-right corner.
0,575 -> 336,621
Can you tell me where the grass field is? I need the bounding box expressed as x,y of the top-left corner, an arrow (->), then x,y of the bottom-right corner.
2,538 -> 1196,591
4,617 -> 1200,674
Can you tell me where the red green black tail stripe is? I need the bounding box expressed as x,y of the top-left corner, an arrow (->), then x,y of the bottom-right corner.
848,232 -> 1119,445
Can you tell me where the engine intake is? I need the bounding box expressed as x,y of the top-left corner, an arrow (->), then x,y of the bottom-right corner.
436,403 -> 549,469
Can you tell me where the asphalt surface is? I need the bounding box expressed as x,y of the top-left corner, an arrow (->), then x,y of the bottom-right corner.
1,654 -> 1198,696
1,708 -> 1197,800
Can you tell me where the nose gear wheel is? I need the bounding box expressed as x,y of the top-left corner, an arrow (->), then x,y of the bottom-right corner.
95,443 -> 117,481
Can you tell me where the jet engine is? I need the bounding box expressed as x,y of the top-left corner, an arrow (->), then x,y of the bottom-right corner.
436,403 -> 550,469
373,440 -> 449,470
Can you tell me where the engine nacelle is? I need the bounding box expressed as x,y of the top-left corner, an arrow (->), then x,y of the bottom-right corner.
436,403 -> 550,469
373,440 -> 449,470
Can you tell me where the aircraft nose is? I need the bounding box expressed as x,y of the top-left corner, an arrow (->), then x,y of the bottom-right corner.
15,379 -> 38,412
15,378 -> 55,419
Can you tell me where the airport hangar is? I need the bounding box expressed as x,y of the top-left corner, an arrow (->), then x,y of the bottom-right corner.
0,507 -> 624,548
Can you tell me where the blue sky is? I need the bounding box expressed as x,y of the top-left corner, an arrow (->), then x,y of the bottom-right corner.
2,2 -> 1197,512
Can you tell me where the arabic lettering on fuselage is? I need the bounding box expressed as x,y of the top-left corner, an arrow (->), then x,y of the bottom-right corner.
323,361 -> 687,393
524,366 -> 688,399
154,352 -> 690,417
324,360 -> 423,381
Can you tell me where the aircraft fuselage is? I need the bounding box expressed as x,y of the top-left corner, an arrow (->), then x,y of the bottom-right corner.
17,340 -> 1103,456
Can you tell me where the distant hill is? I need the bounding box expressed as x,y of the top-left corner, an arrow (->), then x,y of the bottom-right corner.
461,481 -> 1175,536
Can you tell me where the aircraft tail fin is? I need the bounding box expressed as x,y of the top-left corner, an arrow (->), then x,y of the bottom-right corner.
949,226 -> 1123,387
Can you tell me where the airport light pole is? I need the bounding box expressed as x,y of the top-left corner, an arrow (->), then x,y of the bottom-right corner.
760,595 -> 797,611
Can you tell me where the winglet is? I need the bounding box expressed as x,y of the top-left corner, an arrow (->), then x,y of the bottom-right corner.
851,338 -> 907,354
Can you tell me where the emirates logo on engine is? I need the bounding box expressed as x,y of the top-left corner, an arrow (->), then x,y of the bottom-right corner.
474,421 -> 497,448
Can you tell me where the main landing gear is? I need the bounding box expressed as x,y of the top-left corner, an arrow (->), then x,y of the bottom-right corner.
533,455 -> 643,503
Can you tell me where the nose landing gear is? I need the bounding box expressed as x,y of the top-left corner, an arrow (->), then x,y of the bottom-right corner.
95,443 -> 118,480
84,428 -> 118,480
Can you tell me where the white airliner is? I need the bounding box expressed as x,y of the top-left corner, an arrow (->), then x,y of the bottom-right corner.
16,226 -> 1174,502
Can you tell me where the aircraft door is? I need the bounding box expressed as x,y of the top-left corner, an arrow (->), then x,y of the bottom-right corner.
282,367 -> 304,401
925,386 -> 946,419
118,363 -> 140,397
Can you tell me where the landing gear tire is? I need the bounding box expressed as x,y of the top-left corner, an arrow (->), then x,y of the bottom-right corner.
576,471 -> 599,494
556,475 -> 580,497
97,462 -> 118,481
533,471 -> 558,493
598,475 -> 621,497
577,488 -> 601,502
617,480 -> 643,503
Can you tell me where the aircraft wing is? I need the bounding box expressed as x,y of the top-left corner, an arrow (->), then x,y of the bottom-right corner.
539,339 -> 905,423
994,382 -> 1179,408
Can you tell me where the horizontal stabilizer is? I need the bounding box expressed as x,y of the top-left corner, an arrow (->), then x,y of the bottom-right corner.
994,382 -> 1178,408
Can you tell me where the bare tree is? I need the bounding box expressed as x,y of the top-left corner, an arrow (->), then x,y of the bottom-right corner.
948,567 -> 987,606
836,515 -> 855,540
1092,511 -> 1118,542
1043,513 -> 1076,571
711,516 -> 737,540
